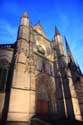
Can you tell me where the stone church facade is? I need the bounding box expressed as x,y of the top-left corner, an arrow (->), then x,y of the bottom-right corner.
0,12 -> 83,124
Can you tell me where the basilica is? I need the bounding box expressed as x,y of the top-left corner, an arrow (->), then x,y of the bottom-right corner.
0,12 -> 83,125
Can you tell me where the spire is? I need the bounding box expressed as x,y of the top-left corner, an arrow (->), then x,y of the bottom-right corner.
23,11 -> 28,18
65,37 -> 74,63
55,26 -> 61,36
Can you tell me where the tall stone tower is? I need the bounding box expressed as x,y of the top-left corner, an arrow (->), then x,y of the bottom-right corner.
52,27 -> 66,118
6,12 -> 36,124
52,27 -> 82,120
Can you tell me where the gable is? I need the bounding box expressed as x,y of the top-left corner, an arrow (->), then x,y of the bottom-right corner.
33,23 -> 47,38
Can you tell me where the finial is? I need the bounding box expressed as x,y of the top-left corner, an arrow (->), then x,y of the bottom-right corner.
23,11 -> 28,18
55,26 -> 60,36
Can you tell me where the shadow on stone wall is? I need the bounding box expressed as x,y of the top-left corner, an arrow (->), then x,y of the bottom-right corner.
53,45 -> 83,120
31,115 -> 83,125
1,43 -> 17,124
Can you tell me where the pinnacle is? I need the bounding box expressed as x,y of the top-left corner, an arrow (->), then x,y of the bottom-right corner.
55,26 -> 60,36
64,36 -> 69,48
23,11 -> 28,18
64,36 -> 75,63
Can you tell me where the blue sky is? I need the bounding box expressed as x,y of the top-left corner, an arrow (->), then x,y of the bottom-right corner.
0,0 -> 83,72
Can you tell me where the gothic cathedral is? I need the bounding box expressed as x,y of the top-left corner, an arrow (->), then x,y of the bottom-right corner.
0,12 -> 83,125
